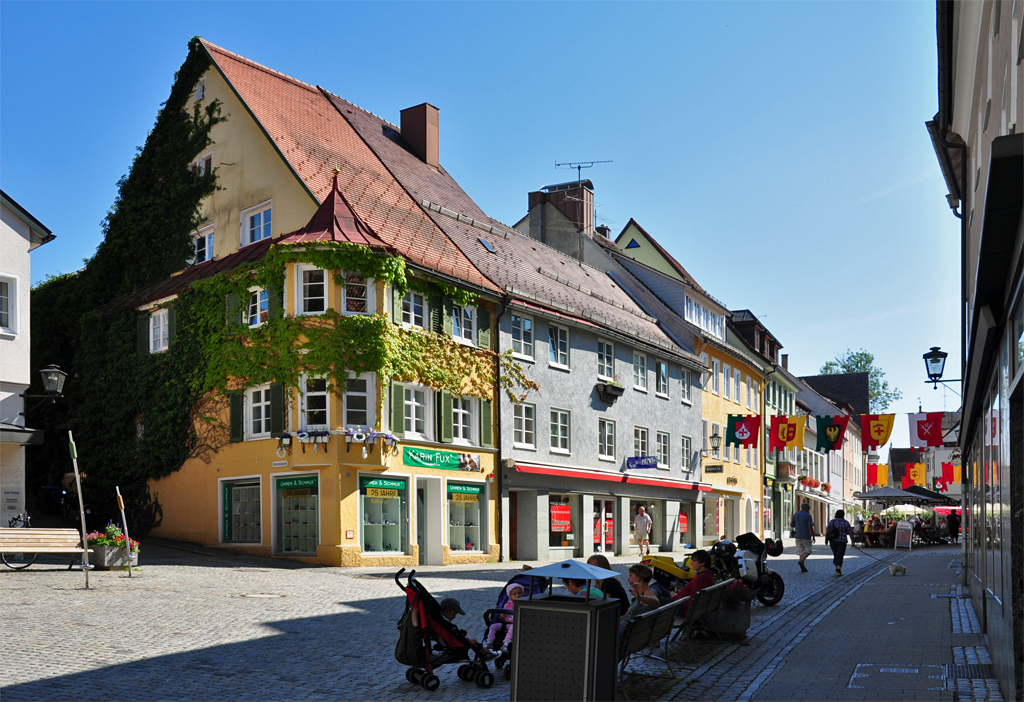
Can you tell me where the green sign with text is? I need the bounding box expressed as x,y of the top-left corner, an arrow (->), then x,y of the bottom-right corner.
403,447 -> 482,471
276,476 -> 318,491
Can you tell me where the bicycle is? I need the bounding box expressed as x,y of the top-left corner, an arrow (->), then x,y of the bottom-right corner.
2,513 -> 38,570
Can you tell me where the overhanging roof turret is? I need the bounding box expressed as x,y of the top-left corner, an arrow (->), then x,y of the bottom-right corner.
279,171 -> 392,250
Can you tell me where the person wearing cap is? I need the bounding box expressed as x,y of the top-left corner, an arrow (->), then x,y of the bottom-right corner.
439,596 -> 483,647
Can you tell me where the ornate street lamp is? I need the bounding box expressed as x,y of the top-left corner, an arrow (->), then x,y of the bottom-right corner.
20,364 -> 67,414
710,430 -> 721,454
923,346 -> 961,394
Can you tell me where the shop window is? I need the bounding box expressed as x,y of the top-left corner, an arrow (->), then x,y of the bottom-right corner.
447,482 -> 484,552
276,475 -> 318,555
597,340 -> 614,379
549,494 -> 577,548
301,377 -> 329,431
511,314 -> 533,358
222,479 -> 260,543
598,418 -> 615,460
703,497 -> 721,539
631,500 -> 663,546
344,374 -> 373,428
513,403 -> 536,448
360,476 -> 407,553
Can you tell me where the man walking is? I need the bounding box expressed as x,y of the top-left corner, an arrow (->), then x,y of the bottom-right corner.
947,510 -> 960,545
792,502 -> 815,573
634,506 -> 653,557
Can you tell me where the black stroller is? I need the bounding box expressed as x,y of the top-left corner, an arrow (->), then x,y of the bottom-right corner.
395,568 -> 495,691
480,569 -> 549,681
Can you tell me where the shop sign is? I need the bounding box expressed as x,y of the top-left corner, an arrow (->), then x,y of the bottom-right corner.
447,483 -> 482,502
679,513 -> 688,532
403,447 -> 482,471
550,504 -> 571,533
626,456 -> 658,469
222,483 -> 231,541
360,477 -> 407,491
277,476 -> 318,491
704,464 -> 724,473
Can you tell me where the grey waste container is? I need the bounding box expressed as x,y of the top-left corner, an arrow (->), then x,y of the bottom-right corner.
509,594 -> 619,701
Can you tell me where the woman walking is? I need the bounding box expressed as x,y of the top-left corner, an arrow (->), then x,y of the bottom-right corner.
825,510 -> 853,576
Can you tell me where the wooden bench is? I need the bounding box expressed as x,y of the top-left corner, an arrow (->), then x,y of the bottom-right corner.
670,578 -> 733,656
617,597 -> 685,699
0,528 -> 91,570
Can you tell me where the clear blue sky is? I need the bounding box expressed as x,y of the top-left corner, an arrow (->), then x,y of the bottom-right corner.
1,1 -> 961,450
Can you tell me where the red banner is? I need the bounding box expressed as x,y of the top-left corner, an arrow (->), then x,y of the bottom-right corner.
550,504 -> 571,533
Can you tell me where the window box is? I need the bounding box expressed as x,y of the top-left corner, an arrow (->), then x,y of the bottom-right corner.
596,381 -> 625,404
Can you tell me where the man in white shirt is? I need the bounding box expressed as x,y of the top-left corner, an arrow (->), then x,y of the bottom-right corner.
634,506 -> 653,557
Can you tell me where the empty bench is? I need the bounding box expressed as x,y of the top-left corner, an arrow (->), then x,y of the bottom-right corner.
0,528 -> 91,570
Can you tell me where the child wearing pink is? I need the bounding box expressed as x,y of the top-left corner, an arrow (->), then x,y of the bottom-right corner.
485,584 -> 522,651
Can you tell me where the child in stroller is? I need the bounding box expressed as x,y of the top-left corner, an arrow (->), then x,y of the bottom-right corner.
480,567 -> 549,680
394,569 -> 495,691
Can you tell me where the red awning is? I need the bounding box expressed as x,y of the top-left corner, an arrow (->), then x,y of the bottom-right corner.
515,463 -> 711,492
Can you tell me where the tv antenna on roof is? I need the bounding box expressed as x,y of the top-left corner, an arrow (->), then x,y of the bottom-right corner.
555,160 -> 613,183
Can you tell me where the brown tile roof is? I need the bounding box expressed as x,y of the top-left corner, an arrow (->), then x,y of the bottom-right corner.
201,40 -> 497,293
328,91 -> 685,355
279,172 -> 391,249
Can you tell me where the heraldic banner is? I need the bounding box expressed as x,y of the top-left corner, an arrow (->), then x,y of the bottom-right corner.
769,415 -> 804,452
815,415 -> 850,452
860,414 -> 895,449
726,414 -> 761,447
909,412 -> 945,448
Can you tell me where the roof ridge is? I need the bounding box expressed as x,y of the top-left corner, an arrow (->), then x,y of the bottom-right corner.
201,39 -> 319,95
616,217 -> 708,295
319,88 -> 401,134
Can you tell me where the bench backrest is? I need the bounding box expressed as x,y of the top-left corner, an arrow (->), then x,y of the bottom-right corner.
620,598 -> 684,656
0,528 -> 83,549
683,578 -> 733,625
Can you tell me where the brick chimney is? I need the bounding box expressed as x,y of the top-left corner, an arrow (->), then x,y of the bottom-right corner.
781,354 -> 789,370
595,225 -> 612,239
400,103 -> 439,168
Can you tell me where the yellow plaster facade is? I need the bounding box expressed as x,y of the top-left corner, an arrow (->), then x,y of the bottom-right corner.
614,221 -> 687,282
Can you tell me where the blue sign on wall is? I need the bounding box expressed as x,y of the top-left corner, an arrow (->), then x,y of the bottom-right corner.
626,456 -> 658,470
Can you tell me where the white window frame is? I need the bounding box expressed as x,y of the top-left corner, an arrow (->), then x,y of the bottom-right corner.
597,339 -> 615,380
513,403 -> 536,449
149,308 -> 169,353
403,385 -> 432,440
711,422 -> 721,458
300,375 -> 330,431
343,372 -> 375,430
699,353 -> 710,389
681,368 -> 692,404
247,287 -> 269,328
511,314 -> 534,359
191,225 -> 214,265
341,272 -> 373,316
712,359 -> 720,394
246,384 -> 273,440
452,303 -> 476,345
734,369 -> 742,405
746,375 -> 753,409
723,363 -> 732,400
633,426 -> 649,458
656,360 -> 669,397
633,352 -> 648,391
598,418 -> 616,461
549,408 -> 570,454
0,275 -> 18,336
194,77 -> 206,101
733,442 -> 741,463
548,324 -> 569,368
656,431 -> 670,469
402,291 -> 427,329
296,265 -> 327,316
240,200 -> 273,247
452,396 -> 475,446
702,420 -> 709,454
681,435 -> 692,470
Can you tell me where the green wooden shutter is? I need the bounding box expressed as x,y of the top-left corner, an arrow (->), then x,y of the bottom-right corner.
437,390 -> 453,443
442,297 -> 453,335
429,295 -> 443,334
167,305 -> 177,346
269,383 -> 285,436
225,293 -> 243,327
476,308 -> 491,349
480,399 -> 493,448
390,382 -> 405,438
268,286 -> 283,321
137,314 -> 150,356
392,286 -> 404,324
229,391 -> 244,443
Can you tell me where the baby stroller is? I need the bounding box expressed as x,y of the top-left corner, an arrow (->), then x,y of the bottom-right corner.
481,569 -> 549,681
395,568 -> 495,691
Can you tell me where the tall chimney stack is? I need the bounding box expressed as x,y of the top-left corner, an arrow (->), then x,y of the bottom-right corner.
781,354 -> 789,370
400,103 -> 439,168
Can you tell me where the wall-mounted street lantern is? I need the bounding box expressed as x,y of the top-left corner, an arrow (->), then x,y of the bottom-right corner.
923,347 -> 961,394
710,430 -> 721,453
20,364 -> 68,414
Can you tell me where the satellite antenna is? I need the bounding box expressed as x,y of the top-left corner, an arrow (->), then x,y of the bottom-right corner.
555,160 -> 612,184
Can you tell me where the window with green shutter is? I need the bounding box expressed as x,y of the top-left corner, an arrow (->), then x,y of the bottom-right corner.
436,390 -> 453,443
229,391 -> 244,443
390,382 -> 405,438
480,399 -> 493,448
476,308 -> 491,349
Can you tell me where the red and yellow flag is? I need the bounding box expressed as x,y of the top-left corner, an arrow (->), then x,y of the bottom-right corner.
908,463 -> 927,487
861,414 -> 895,449
769,415 -> 804,451
876,464 -> 888,487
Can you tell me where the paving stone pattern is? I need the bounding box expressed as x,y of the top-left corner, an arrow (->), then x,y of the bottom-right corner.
0,541 -> 1001,701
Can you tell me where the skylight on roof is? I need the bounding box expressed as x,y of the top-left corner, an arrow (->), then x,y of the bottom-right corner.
478,237 -> 496,254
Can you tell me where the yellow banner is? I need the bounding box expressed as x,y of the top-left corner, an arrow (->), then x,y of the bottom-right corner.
909,463 -> 927,487
877,464 -> 888,487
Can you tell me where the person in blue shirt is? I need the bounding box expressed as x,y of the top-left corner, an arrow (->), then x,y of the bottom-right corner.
791,502 -> 815,573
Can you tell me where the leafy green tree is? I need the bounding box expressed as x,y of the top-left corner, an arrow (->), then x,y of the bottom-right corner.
819,349 -> 902,413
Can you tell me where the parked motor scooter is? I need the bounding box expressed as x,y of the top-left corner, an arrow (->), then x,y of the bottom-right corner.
709,533 -> 785,606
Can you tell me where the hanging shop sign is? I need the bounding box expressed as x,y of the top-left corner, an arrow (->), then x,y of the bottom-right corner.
626,456 -> 658,469
704,464 -> 724,474
550,504 -> 572,532
403,447 -> 482,471
447,483 -> 482,503
277,475 -> 318,498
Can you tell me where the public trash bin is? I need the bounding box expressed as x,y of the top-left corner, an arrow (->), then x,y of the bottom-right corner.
509,594 -> 619,702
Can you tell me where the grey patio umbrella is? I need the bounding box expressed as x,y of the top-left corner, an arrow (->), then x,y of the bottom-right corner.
853,486 -> 938,506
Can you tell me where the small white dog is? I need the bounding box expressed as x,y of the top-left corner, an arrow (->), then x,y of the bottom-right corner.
889,562 -> 907,576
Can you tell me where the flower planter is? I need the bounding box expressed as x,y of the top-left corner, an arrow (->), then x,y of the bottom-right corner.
703,600 -> 750,636
91,545 -> 139,570
595,382 -> 625,404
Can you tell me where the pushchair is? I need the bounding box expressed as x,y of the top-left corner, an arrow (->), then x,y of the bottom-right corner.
394,568 -> 495,691
480,569 -> 549,681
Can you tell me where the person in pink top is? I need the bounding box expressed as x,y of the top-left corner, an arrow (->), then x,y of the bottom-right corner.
485,583 -> 523,652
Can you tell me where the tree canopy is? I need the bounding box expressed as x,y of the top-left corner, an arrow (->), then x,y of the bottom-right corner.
819,349 -> 902,413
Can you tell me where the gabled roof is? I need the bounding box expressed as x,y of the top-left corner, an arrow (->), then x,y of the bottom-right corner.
1,189 -> 55,247
279,172 -> 391,249
800,372 -> 870,417
200,40 -> 497,293
326,90 -> 686,356
614,218 -> 707,295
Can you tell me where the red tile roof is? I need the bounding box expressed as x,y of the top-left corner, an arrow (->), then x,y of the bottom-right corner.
201,40 -> 497,293
279,172 -> 391,249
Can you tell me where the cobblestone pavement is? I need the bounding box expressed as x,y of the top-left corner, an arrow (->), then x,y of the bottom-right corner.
0,540 -> 1003,700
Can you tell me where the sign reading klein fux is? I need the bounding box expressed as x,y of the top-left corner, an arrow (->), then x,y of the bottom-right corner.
403,447 -> 482,472
626,456 -> 658,470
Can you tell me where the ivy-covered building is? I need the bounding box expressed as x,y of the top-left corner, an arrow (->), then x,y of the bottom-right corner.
122,40 -> 526,567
